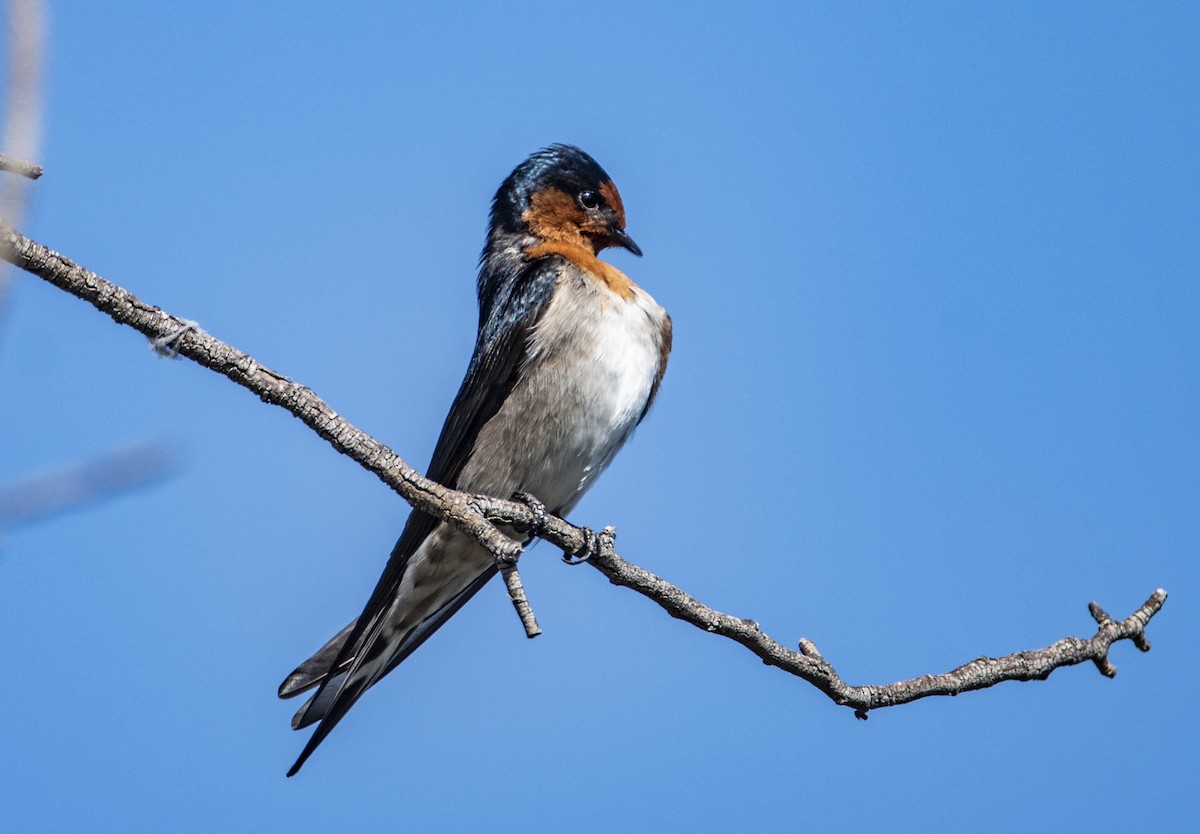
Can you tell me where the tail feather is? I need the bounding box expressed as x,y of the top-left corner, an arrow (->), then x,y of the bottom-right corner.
291,670 -> 350,729
284,564 -> 498,776
278,619 -> 358,699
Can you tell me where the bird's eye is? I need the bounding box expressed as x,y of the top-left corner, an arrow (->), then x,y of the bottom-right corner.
578,190 -> 601,210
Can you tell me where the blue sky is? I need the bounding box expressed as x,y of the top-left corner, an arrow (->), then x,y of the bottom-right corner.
2,2 -> 1196,830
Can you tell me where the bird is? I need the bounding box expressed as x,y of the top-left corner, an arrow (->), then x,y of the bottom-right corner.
278,144 -> 671,776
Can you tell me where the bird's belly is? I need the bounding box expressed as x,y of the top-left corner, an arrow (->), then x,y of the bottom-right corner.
458,286 -> 664,514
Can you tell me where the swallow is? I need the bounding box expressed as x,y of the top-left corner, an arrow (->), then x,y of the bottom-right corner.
278,145 -> 671,775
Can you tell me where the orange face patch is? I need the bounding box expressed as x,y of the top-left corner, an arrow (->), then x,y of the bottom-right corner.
523,187 -> 587,245
599,180 -> 626,228
521,183 -> 637,300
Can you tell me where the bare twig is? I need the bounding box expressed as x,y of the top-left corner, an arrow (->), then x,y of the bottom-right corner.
0,152 -> 42,179
498,559 -> 542,638
0,222 -> 524,560
583,533 -> 1167,715
1,222 -> 1168,715
499,491 -> 550,637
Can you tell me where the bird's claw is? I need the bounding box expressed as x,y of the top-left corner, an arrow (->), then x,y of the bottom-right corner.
563,526 -> 597,565
511,491 -> 547,540
563,525 -> 614,565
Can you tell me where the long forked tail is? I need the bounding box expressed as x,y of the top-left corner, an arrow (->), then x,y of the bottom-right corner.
281,565 -> 497,776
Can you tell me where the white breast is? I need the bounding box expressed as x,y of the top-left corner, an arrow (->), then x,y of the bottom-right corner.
458,273 -> 668,516
564,286 -> 664,484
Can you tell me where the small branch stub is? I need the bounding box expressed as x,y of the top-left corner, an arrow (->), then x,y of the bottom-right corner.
498,556 -> 542,639
0,152 -> 43,180
496,491 -> 548,638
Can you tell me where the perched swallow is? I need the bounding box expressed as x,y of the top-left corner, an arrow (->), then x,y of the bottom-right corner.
279,145 -> 671,775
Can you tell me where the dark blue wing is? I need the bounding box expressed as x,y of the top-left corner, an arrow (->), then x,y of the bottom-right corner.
284,257 -> 560,776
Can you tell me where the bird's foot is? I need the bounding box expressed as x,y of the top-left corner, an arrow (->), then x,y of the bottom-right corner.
563,525 -> 615,565
510,491 -> 548,541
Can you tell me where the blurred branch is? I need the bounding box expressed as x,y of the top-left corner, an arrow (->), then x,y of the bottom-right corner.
0,3 -> 171,544
0,222 -> 1168,716
0,153 -> 42,179
0,441 -> 177,532
0,0 -> 45,310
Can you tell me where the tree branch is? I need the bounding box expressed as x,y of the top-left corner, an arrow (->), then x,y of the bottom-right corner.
1,221 -> 1168,716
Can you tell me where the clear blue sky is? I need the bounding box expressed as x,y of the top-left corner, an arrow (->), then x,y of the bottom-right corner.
2,2 -> 1196,830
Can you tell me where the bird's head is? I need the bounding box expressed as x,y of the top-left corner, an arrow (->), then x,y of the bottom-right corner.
489,144 -> 641,257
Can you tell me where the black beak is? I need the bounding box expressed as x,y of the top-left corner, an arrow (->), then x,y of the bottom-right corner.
608,226 -> 643,257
